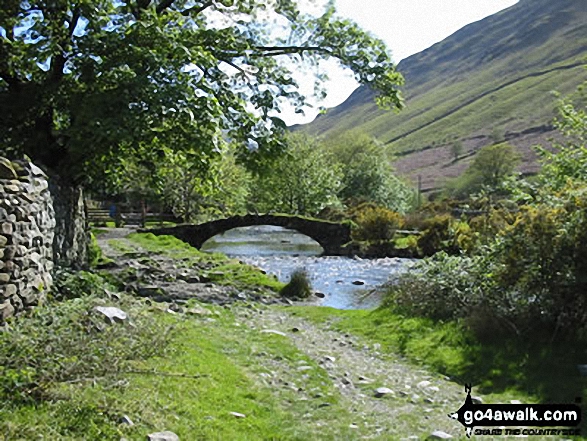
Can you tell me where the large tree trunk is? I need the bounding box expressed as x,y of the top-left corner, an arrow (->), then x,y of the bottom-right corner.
48,172 -> 89,269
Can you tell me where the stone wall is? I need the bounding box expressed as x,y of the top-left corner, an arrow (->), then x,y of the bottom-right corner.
0,157 -> 55,322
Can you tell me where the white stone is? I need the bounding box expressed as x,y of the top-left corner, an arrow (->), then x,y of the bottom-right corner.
427,430 -> 453,440
147,431 -> 179,441
94,306 -> 128,323
260,329 -> 287,337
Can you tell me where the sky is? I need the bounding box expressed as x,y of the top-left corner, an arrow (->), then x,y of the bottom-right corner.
280,0 -> 519,125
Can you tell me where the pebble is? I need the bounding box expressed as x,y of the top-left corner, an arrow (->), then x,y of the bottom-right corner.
119,415 -> 134,426
260,329 -> 287,337
427,430 -> 453,439
471,396 -> 483,404
374,387 -> 394,398
417,380 -> 431,388
230,412 -> 246,418
147,431 -> 180,441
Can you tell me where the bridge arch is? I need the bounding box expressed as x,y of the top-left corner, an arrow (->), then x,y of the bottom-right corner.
144,214 -> 352,256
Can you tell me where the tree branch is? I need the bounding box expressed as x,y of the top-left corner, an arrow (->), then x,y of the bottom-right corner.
67,7 -> 81,39
250,45 -> 333,57
156,0 -> 176,13
182,0 -> 214,16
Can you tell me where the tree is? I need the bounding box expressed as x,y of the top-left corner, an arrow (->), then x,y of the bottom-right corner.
158,146 -> 250,222
450,140 -> 463,161
250,133 -> 342,215
325,131 -> 416,213
446,142 -> 520,198
0,0 -> 404,183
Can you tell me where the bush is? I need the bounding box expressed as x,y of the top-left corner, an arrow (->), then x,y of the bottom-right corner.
353,205 -> 403,242
280,268 -> 312,299
0,272 -> 176,402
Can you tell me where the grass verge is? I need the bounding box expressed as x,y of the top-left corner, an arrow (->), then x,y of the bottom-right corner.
0,271 -> 357,440
125,232 -> 284,292
287,306 -> 586,407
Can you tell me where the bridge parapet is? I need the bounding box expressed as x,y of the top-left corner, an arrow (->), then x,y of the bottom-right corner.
142,214 -> 352,256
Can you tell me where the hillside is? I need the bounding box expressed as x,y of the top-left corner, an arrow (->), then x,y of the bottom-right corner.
299,0 -> 587,192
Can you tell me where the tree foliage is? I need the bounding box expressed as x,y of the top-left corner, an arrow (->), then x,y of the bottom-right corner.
250,133 -> 341,215
0,0 -> 403,183
325,131 -> 415,213
390,82 -> 587,342
446,142 -> 520,198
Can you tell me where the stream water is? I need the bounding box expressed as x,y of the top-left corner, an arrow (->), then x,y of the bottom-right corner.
202,225 -> 415,309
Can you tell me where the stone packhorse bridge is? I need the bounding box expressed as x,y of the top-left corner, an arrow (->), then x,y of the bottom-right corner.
144,214 -> 352,256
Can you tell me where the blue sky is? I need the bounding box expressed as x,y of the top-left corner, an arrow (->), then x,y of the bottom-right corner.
281,0 -> 519,125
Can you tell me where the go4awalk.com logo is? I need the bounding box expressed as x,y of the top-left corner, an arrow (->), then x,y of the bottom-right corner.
448,384 -> 582,437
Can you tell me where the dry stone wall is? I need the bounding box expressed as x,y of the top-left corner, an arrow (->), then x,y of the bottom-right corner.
0,157 -> 55,322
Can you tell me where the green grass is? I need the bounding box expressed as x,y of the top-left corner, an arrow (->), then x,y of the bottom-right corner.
286,306 -> 586,407
126,233 -> 284,292
0,296 -> 357,439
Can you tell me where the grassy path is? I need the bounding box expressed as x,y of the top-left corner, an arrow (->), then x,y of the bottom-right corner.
0,230 -> 567,440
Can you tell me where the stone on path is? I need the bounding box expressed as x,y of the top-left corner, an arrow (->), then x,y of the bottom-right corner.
147,431 -> 179,441
417,380 -> 431,388
260,329 -> 287,337
427,430 -> 453,439
119,415 -> 134,426
374,387 -> 394,398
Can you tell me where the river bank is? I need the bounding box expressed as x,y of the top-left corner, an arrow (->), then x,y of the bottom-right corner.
0,230 -> 570,440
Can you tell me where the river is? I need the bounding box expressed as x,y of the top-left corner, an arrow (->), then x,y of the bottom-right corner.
201,225 -> 414,309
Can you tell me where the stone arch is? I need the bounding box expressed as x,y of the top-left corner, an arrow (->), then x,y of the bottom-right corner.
144,214 -> 351,256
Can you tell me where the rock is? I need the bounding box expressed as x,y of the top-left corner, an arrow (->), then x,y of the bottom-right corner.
427,431 -> 453,440
147,431 -> 179,441
229,411 -> 246,418
324,355 -> 336,363
427,386 -> 440,393
0,301 -> 15,320
119,415 -> 134,426
352,280 -> 365,285
314,291 -> 326,298
291,327 -> 300,333
0,158 -> 17,179
186,307 -> 211,316
260,329 -> 287,337
374,387 -> 394,398
471,396 -> 483,404
2,284 -> 16,298
137,285 -> 164,297
349,424 -> 359,429
297,366 -> 313,372
94,306 -> 128,324
510,399 -> 522,404
417,380 -> 431,388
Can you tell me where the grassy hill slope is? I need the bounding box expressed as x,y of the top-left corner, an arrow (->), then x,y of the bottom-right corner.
298,0 -> 587,192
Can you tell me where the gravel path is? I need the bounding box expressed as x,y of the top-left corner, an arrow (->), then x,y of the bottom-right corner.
95,228 -> 557,440
235,305 -> 466,439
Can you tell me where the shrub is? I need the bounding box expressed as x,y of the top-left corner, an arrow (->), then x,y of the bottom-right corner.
0,272 -> 176,402
280,268 -> 312,299
353,205 -> 403,242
